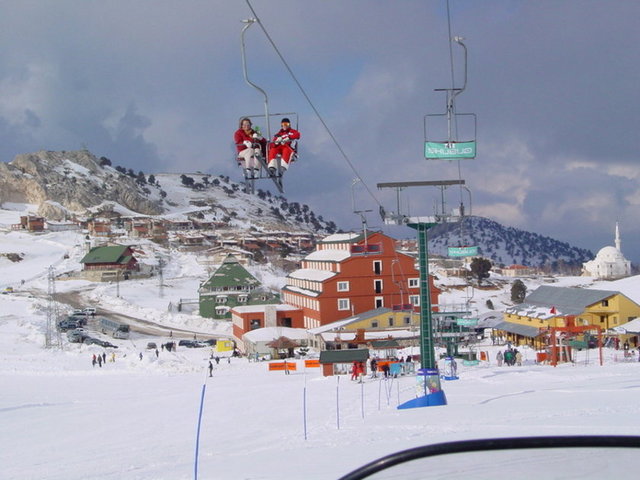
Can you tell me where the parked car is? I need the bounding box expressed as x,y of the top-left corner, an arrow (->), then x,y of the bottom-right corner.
67,315 -> 88,326
94,339 -> 118,348
2,286 -> 14,294
147,342 -> 157,350
67,329 -> 89,343
178,340 -> 207,348
82,337 -> 118,348
58,319 -> 82,331
82,307 -> 97,316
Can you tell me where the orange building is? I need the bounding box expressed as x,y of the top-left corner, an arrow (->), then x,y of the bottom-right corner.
231,304 -> 305,340
281,232 -> 440,329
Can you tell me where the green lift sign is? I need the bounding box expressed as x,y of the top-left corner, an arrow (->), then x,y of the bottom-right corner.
448,246 -> 478,257
425,141 -> 476,159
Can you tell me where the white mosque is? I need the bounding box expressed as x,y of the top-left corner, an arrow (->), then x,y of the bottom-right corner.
582,223 -> 631,280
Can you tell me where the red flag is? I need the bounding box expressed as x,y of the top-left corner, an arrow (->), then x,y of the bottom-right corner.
550,306 -> 557,314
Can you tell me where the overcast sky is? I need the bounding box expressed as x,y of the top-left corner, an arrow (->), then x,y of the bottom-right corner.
1,1 -> 638,263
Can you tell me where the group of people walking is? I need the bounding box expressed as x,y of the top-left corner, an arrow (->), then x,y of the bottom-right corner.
91,352 -> 115,367
496,347 -> 522,367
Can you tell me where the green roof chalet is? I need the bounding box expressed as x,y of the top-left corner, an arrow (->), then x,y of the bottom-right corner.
198,254 -> 279,319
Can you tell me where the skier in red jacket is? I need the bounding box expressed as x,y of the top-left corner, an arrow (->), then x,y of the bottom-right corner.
234,117 -> 266,179
267,118 -> 300,176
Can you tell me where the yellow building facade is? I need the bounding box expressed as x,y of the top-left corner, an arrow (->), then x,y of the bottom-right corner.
500,286 -> 640,348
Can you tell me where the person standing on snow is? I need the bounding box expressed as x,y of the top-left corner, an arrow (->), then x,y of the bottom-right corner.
267,118 -> 300,175
234,117 -> 266,179
208,361 -> 213,377
350,361 -> 358,381
496,350 -> 504,367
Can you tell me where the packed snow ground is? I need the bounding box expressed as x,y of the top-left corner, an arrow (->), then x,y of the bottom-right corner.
1,207 -> 640,479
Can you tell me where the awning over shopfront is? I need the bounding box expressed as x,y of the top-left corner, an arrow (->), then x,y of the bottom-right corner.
494,321 -> 541,338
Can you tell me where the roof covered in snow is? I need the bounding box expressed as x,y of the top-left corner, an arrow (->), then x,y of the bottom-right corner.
288,268 -> 336,282
243,326 -> 309,342
304,249 -> 351,262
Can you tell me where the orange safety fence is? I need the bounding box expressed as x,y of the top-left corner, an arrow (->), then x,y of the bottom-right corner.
304,359 -> 320,368
268,361 -> 297,371
375,360 -> 397,369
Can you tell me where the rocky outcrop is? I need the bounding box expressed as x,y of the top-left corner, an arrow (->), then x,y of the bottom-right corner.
0,150 -> 163,219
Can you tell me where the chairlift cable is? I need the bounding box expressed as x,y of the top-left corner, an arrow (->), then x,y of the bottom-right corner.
245,0 -> 383,210
446,0 -> 468,247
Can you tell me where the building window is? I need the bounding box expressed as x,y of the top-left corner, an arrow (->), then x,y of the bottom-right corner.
600,316 -> 606,323
371,321 -> 378,328
388,317 -> 394,327
602,299 -> 609,307
373,260 -> 382,275
338,298 -> 350,311
337,281 -> 350,292
404,316 -> 411,325
216,296 -> 228,304
250,319 -> 261,330
374,279 -> 383,294
408,278 -> 419,288
409,295 -> 420,306
375,297 -> 383,308
280,317 -> 292,328
215,306 -> 230,315
238,295 -> 248,303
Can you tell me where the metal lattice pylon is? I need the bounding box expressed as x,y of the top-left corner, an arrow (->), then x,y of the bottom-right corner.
45,266 -> 62,349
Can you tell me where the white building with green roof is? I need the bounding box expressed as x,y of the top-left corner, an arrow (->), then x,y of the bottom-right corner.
198,254 -> 279,319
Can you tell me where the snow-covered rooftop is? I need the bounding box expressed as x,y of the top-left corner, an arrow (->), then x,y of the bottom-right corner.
232,304 -> 299,314
304,249 -> 351,262
320,233 -> 359,243
243,326 -> 309,341
288,268 -> 336,282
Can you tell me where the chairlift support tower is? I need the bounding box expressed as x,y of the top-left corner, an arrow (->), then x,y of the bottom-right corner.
378,180 -> 465,375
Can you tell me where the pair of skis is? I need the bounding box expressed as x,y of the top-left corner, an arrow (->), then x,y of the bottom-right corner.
243,143 -> 283,194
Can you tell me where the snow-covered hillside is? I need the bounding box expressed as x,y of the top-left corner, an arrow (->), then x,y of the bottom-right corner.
0,150 -> 338,235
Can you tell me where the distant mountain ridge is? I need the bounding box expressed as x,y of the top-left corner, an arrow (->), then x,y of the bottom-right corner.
427,216 -> 594,270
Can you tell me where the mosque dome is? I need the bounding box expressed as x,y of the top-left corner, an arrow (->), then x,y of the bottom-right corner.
582,224 -> 631,280
596,246 -> 625,261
